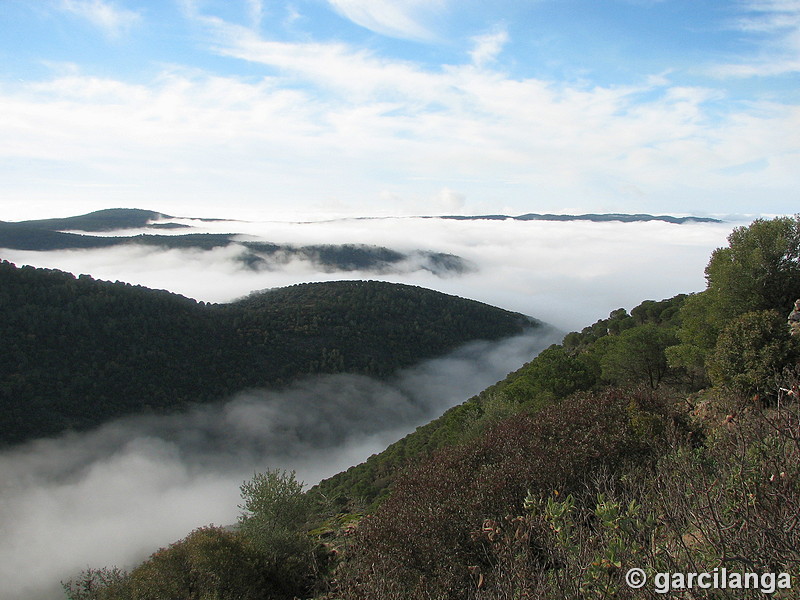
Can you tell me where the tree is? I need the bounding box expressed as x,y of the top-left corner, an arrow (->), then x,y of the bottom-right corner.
600,324 -> 677,388
62,567 -> 128,600
706,309 -> 797,395
125,527 -> 267,600
502,345 -> 596,405
237,469 -> 318,596
666,291 -> 717,384
670,216 -> 800,379
705,216 -> 800,317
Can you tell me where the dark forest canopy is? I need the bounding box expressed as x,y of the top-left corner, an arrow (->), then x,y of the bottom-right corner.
0,260 -> 534,446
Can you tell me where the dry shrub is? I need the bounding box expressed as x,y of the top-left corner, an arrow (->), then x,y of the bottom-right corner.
335,388 -> 666,599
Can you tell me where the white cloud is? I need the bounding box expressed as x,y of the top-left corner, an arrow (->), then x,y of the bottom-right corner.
469,27 -> 509,68
59,0 -> 142,38
246,0 -> 265,29
0,218 -> 736,330
2,6 -> 799,218
432,188 -> 466,213
325,0 -> 447,41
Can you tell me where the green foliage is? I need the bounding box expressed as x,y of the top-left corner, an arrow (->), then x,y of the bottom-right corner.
504,345 -> 597,404
236,470 -> 323,598
124,527 -> 268,600
525,492 -> 658,599
238,470 -> 313,561
705,216 -> 800,317
665,292 -> 717,384
62,567 -> 128,600
706,309 -> 798,395
600,324 -> 678,388
315,297 -> 685,509
671,216 -> 800,379
63,528 -> 271,600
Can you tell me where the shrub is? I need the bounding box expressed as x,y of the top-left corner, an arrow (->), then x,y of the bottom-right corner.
335,388 -> 666,599
706,310 -> 798,395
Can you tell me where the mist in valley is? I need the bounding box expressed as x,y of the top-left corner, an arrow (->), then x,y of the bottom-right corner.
0,327 -> 561,600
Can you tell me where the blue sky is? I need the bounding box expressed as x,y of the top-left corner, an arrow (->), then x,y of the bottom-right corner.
1,0 -> 799,219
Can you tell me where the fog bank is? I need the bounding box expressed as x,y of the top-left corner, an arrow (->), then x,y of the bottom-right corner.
0,217 -> 736,331
0,327 -> 560,600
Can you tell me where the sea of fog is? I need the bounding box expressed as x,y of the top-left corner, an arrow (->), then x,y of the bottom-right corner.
0,216 -> 739,599
2,216 -> 739,330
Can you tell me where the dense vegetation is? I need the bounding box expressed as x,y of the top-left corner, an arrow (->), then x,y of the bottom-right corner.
0,262 -> 532,445
61,215 -> 800,599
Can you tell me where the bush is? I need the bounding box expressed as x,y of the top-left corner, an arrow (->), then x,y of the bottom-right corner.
238,469 -> 325,597
335,388 -> 666,599
125,526 -> 267,600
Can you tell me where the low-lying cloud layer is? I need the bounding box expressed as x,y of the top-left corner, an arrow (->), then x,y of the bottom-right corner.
0,328 -> 561,600
1,216 -> 737,330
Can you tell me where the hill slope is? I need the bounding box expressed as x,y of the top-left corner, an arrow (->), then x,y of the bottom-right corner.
0,260 -> 535,445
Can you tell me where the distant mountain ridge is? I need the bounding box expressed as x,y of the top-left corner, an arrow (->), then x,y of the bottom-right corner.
434,212 -> 722,224
0,209 -> 470,275
4,208 -> 173,231
2,207 -> 722,232
1,207 -> 235,231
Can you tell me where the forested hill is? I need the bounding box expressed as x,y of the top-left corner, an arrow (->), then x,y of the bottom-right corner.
0,260 -> 535,446
1,208 -> 170,231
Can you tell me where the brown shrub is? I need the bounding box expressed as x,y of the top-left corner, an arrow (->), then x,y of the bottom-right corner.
335,388 -> 665,599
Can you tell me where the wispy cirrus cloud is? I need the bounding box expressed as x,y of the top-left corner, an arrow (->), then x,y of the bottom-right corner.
324,0 -> 448,41
711,0 -> 800,77
58,0 -> 142,38
469,27 -> 509,68
245,0 -> 265,29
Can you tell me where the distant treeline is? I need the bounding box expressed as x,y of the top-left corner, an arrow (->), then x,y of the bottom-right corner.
0,261 -> 533,445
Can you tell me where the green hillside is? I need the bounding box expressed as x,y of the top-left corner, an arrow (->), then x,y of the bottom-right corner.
0,261 -> 533,445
